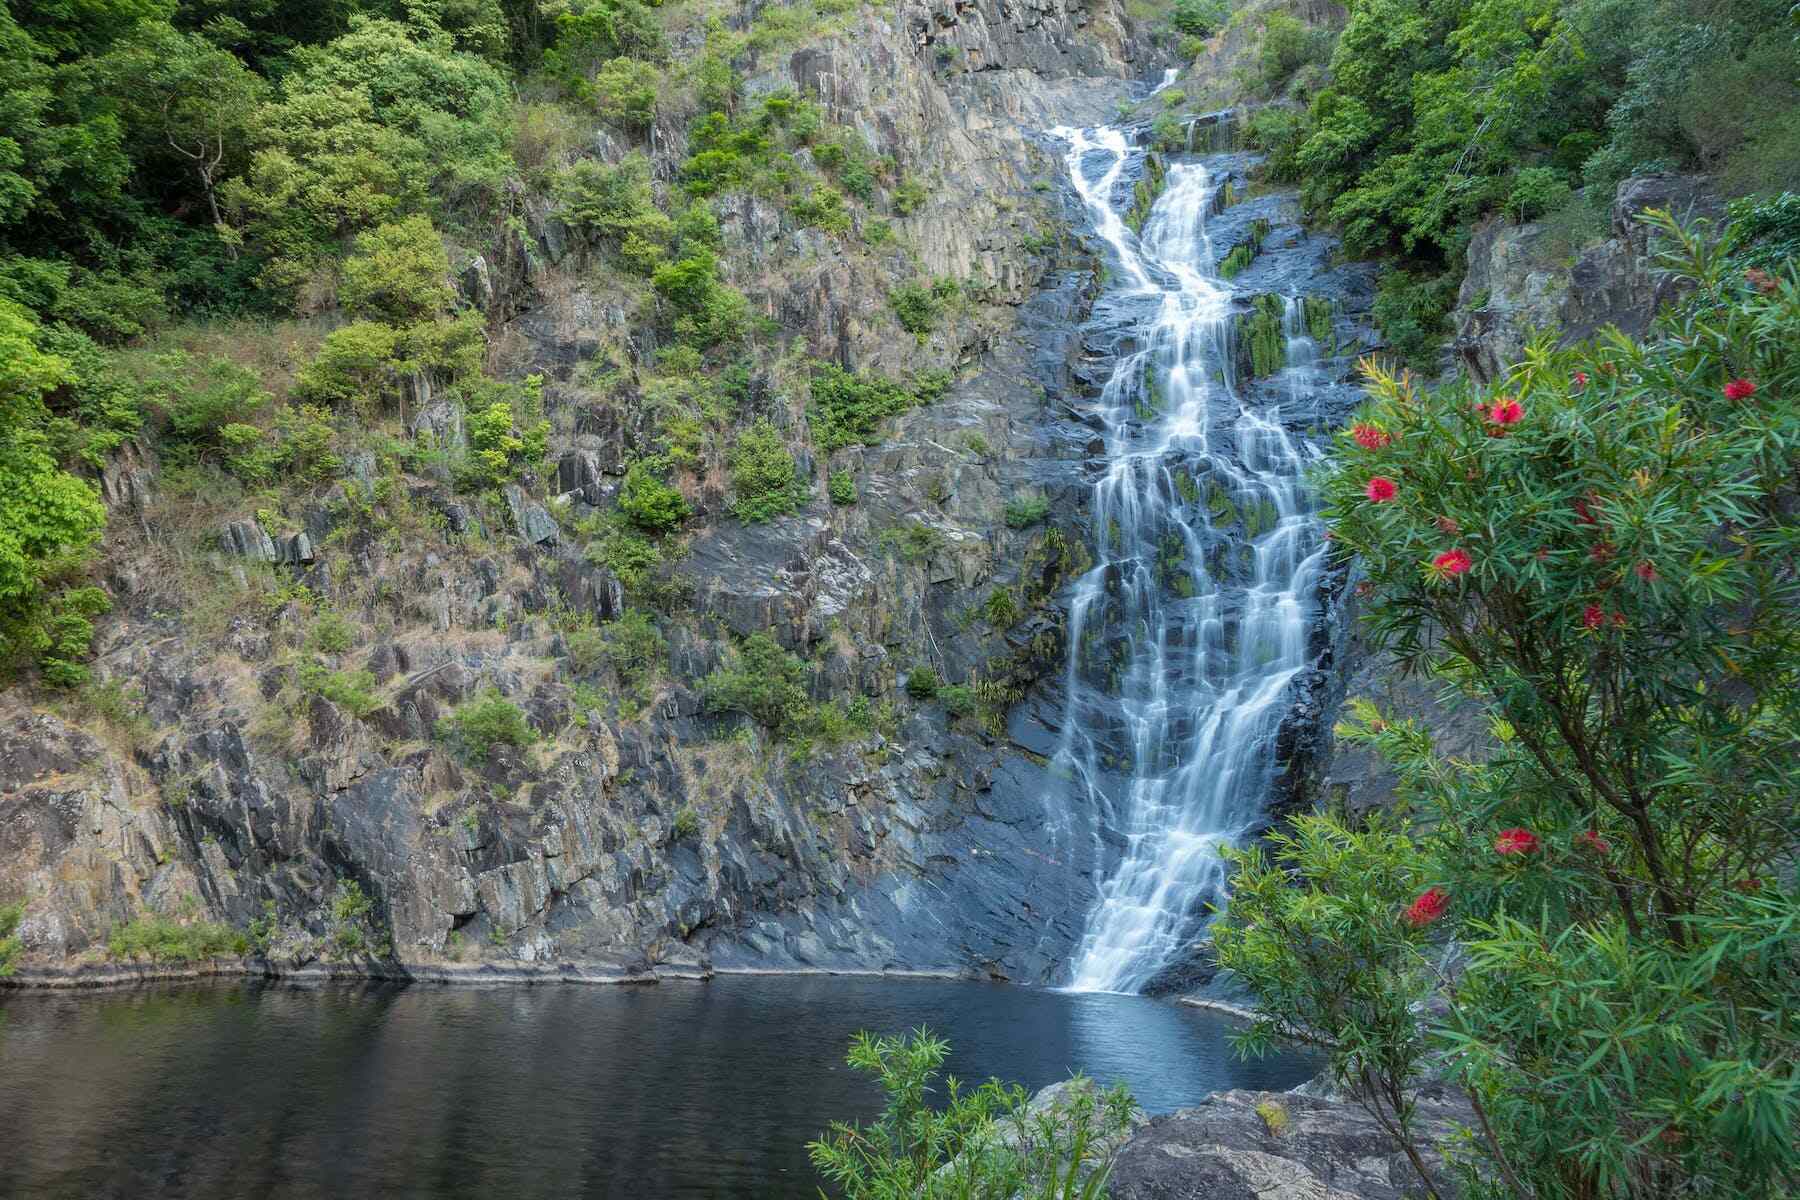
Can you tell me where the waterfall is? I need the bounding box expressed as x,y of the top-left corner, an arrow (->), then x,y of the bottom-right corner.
1048,120 -> 1328,995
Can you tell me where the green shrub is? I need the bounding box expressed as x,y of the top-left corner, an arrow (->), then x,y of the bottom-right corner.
810,365 -> 938,452
1258,13 -> 1333,94
339,214 -> 454,324
600,609 -> 666,686
297,663 -> 381,718
1370,269 -> 1457,374
329,878 -> 377,953
827,469 -> 857,505
307,611 -> 356,654
437,689 -> 535,761
107,915 -> 246,962
701,633 -> 810,731
904,667 -> 940,699
729,420 -> 805,523
790,186 -> 853,234
981,589 -> 1020,630
888,280 -> 940,335
590,57 -> 660,133
617,455 -> 692,532
877,521 -> 947,563
1004,495 -> 1050,529
1219,228 -> 1800,1200
671,806 -> 700,840
555,154 -> 673,267
1170,0 -> 1228,37
810,1030 -> 1137,1198
891,176 -> 928,216
0,903 -> 22,976
938,683 -> 976,717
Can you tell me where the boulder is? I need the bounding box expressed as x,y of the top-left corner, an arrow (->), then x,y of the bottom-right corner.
1108,1086 -> 1472,1200
219,519 -> 277,562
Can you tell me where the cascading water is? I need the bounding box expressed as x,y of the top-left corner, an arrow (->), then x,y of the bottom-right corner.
1049,118 -> 1329,995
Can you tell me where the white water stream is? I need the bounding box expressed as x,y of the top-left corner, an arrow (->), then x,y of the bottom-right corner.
1048,117 -> 1328,994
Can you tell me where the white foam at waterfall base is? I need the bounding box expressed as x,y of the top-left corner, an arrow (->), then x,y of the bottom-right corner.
1049,123 -> 1328,995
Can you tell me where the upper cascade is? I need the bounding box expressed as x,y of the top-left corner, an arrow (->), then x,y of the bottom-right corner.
1050,109 -> 1329,994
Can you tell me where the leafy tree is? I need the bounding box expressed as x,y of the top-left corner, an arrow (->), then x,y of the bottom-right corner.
700,632 -> 809,730
0,299 -> 109,684
1220,219 -> 1800,1199
220,15 -> 511,299
96,21 -> 269,260
338,214 -> 455,323
616,455 -> 691,532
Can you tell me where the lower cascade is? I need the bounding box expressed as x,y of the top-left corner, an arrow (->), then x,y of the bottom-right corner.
1051,118 -> 1329,995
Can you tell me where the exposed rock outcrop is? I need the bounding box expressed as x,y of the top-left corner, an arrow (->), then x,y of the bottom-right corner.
1108,1086 -> 1471,1200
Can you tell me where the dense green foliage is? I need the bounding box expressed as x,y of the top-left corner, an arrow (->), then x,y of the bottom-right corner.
700,632 -> 810,731
107,915 -> 247,962
809,1029 -> 1138,1199
1218,221 -> 1800,1198
1263,0 -> 1800,366
437,689 -> 535,761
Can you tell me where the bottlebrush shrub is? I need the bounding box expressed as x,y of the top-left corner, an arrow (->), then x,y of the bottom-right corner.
1218,212 -> 1800,1200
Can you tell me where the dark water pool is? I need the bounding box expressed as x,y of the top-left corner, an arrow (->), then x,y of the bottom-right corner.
0,975 -> 1314,1199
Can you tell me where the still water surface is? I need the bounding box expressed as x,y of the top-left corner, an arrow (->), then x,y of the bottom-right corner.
0,975 -> 1313,1199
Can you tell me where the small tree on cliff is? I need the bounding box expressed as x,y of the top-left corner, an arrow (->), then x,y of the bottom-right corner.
1217,213 -> 1800,1200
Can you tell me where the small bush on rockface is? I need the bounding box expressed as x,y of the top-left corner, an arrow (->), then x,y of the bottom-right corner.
729,420 -> 805,523
701,633 -> 810,732
600,609 -> 666,688
810,366 -> 948,453
437,690 -> 535,761
1170,0 -> 1229,37
107,916 -> 246,962
827,469 -> 857,505
1219,219 -> 1800,1200
617,455 -> 692,532
671,806 -> 700,840
329,879 -> 377,954
1004,495 -> 1051,529
307,611 -> 356,654
810,1029 -> 1137,1199
904,667 -> 940,699
297,663 -> 381,718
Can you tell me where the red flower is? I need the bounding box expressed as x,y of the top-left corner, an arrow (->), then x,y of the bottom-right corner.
1354,580 -> 1374,599
1573,494 -> 1601,526
1575,829 -> 1611,855
1495,827 -> 1540,856
1403,887 -> 1449,928
1610,611 -> 1627,630
1745,269 -> 1778,295
1634,561 -> 1658,583
1365,476 -> 1397,503
1725,378 -> 1757,401
1435,515 -> 1460,535
1572,371 -> 1588,390
1590,540 -> 1616,564
1487,397 -> 1524,427
1432,548 -> 1471,577
1582,604 -> 1604,630
1350,422 -> 1393,450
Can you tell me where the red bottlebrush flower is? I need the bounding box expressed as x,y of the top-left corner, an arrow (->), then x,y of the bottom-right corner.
1403,887 -> 1449,928
1576,829 -> 1611,855
1745,269 -> 1778,295
1583,604 -> 1605,630
1534,546 -> 1550,562
1354,580 -> 1374,599
1350,422 -> 1393,450
1495,827 -> 1540,856
1365,476 -> 1397,503
1433,548 -> 1472,577
1634,561 -> 1658,583
1487,397 -> 1524,426
1572,371 -> 1588,390
1735,877 -> 1764,894
1573,494 -> 1601,526
1590,540 -> 1616,564
1610,611 -> 1627,629
1435,515 -> 1460,535
1725,378 -> 1757,401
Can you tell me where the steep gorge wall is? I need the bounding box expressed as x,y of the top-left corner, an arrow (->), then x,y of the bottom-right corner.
1,0 -> 1171,985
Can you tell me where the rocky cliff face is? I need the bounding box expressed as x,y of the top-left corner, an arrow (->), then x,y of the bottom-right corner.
2,0 -> 1198,986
